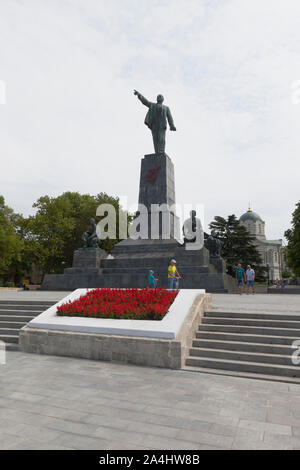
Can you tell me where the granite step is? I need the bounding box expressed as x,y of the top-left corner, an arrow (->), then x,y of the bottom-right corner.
0,302 -> 49,312
0,301 -> 53,307
202,317 -> 300,329
185,356 -> 300,378
102,266 -> 210,274
0,334 -> 19,344
196,330 -> 300,345
189,346 -> 295,366
192,338 -> 295,355
205,311 -> 300,321
0,327 -> 25,336
101,257 -> 175,268
0,315 -> 37,322
0,321 -> 29,330
4,342 -> 20,351
187,307 -> 300,382
199,323 -> 300,337
101,258 -> 210,268
0,317 -> 31,329
0,301 -> 53,350
183,365 -> 300,384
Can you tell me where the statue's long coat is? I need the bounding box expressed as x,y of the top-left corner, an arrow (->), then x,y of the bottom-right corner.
137,94 -> 175,130
144,103 -> 175,130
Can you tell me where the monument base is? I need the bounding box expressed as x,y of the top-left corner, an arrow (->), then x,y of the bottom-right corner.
41,247 -> 107,290
101,240 -> 235,292
41,239 -> 235,293
41,152 -> 235,292
63,247 -> 106,274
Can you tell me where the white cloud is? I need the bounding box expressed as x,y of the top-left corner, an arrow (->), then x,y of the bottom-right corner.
0,0 -> 299,239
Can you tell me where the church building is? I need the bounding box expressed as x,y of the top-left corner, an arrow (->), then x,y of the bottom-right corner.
239,207 -> 284,282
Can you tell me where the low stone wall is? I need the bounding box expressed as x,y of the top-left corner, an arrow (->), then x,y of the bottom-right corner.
19,292 -> 212,369
176,293 -> 212,367
19,328 -> 183,368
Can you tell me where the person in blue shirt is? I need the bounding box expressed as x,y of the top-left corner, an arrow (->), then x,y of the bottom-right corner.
246,265 -> 255,294
235,263 -> 246,294
148,270 -> 158,288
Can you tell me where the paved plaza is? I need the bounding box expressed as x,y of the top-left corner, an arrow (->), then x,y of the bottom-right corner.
1,292 -> 300,450
212,292 -> 300,315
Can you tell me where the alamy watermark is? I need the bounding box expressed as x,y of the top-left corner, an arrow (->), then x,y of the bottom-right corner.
0,80 -> 6,104
292,340 -> 300,365
0,341 -> 6,365
95,198 -> 205,251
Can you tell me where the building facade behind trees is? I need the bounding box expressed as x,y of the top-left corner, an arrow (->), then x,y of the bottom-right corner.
239,207 -> 285,282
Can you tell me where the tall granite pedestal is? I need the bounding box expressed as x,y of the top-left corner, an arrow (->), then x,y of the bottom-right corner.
135,153 -> 180,239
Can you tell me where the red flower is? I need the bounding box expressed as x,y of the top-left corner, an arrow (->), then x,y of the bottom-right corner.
56,288 -> 178,321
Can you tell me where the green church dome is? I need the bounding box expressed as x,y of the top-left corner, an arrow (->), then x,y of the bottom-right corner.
239,209 -> 262,223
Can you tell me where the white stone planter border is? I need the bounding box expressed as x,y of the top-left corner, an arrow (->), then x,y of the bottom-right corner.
26,288 -> 205,339
20,288 -> 212,369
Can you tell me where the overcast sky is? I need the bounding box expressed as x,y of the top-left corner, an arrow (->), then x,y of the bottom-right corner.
1,0 -> 299,241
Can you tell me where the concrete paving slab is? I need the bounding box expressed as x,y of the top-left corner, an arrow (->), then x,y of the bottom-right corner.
0,350 -> 300,449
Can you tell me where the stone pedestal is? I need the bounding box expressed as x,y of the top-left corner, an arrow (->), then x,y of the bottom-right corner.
209,256 -> 227,273
41,248 -> 107,289
73,248 -> 105,269
136,153 -> 180,239
64,248 -> 106,274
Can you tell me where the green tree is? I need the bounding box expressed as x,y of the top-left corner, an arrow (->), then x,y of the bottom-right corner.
284,201 -> 300,277
22,192 -> 130,275
0,196 -> 24,281
209,214 -> 266,281
282,269 -> 292,279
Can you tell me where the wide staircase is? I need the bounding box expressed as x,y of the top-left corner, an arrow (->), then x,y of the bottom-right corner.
0,300 -> 53,350
185,310 -> 300,382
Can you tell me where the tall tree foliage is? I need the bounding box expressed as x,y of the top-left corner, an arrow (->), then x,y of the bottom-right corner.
284,201 -> 300,277
0,196 -> 23,281
22,192 -> 129,275
209,214 -> 266,280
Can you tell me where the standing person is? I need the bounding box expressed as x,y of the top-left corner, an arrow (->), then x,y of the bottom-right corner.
148,270 -> 158,288
168,259 -> 181,289
236,263 -> 246,294
246,265 -> 255,294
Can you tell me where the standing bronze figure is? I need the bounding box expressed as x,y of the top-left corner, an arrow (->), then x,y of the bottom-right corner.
134,90 -> 176,154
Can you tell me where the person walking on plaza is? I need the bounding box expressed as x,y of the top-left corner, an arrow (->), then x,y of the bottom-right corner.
168,259 -> 181,289
236,263 -> 246,294
148,270 -> 158,288
246,264 -> 255,294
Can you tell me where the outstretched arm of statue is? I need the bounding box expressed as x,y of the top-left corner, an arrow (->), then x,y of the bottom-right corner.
167,107 -> 176,131
134,90 -> 150,108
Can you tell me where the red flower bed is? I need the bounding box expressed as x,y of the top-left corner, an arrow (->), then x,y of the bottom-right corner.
57,288 -> 178,321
